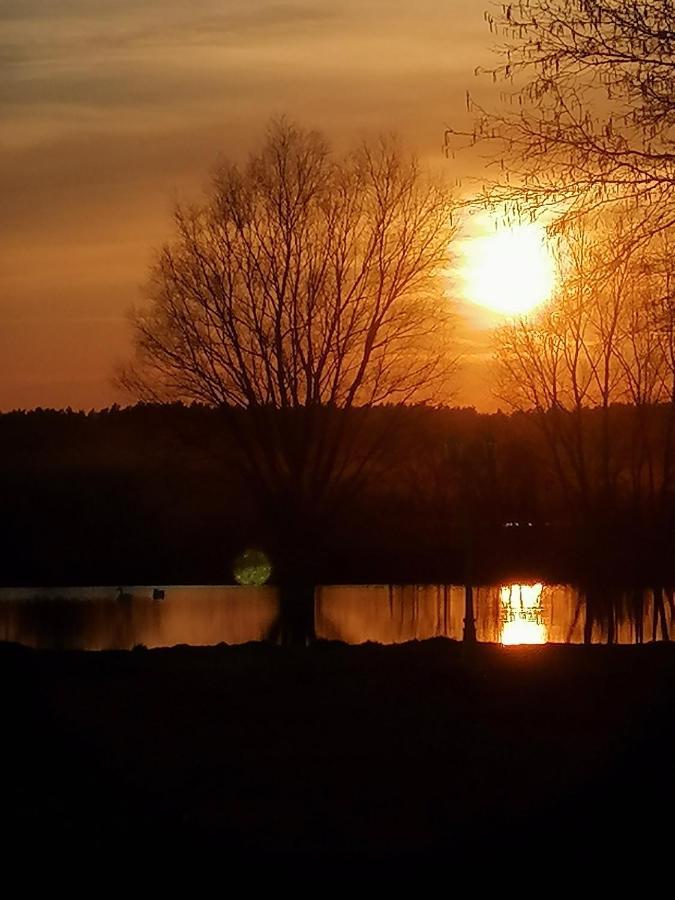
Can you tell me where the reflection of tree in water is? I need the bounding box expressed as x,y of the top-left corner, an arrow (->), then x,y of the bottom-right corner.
383,585 -> 456,641
315,585 -> 463,644
5,583 -> 674,649
471,583 -> 547,644
436,585 -> 451,636
570,585 -> 673,644
472,583 -> 675,645
8,593 -> 165,650
499,584 -> 547,645
11,598 -> 92,650
274,582 -> 675,646
266,583 -> 316,647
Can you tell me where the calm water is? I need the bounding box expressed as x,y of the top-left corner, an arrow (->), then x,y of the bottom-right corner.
0,582 -> 672,650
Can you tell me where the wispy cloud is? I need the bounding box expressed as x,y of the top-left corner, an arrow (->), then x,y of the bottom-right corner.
0,0 -> 497,410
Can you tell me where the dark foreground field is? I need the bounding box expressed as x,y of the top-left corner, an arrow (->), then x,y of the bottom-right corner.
3,639 -> 675,873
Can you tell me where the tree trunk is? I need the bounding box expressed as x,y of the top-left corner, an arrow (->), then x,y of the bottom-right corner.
269,582 -> 317,646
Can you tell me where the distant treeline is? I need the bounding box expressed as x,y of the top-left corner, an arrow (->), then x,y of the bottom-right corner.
3,402 -> 675,586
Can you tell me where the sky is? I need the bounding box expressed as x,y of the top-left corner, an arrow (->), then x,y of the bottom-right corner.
0,0 -> 502,411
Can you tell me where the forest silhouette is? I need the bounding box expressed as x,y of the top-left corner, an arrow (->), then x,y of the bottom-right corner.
5,401 -> 675,588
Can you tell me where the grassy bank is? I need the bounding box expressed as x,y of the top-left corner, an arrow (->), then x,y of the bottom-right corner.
3,639 -> 675,869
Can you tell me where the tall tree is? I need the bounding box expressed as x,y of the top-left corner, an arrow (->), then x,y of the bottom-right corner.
494,217 -> 675,516
121,120 -> 457,641
451,1 -> 675,236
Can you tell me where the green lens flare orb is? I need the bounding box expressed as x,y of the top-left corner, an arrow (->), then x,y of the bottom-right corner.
233,548 -> 272,586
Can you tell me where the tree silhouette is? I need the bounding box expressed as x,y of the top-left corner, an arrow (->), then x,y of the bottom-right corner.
450,1 -> 675,237
494,216 -> 675,518
121,120 -> 457,642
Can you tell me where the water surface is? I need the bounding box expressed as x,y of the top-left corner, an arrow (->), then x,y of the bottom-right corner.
0,582 -> 671,650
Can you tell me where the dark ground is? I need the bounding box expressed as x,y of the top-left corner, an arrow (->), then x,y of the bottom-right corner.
3,639 -> 675,876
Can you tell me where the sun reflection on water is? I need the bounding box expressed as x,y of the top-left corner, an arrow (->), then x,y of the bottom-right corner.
500,583 -> 547,645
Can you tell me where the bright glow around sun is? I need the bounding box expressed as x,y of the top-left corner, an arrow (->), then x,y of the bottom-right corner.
461,221 -> 556,316
500,583 -> 547,645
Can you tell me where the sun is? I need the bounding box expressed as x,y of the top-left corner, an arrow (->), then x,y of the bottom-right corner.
461,221 -> 556,316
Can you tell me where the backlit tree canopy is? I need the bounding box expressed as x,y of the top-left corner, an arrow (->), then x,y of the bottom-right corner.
121,122 -> 457,620
123,121 -> 456,409
456,1 -> 675,233
495,219 -> 675,510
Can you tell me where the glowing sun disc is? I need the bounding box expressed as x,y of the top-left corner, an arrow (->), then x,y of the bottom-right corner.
462,222 -> 555,316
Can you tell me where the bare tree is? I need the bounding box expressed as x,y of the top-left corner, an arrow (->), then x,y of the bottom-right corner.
121,120 -> 457,640
449,1 -> 675,236
495,215 -> 675,516
447,2 -> 675,523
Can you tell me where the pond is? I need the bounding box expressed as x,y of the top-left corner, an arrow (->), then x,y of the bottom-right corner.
0,582 -> 672,649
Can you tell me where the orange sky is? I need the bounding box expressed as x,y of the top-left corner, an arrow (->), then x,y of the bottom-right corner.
0,0 -> 501,411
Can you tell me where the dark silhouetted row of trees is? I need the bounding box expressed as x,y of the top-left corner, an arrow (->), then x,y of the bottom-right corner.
4,402 -> 675,588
